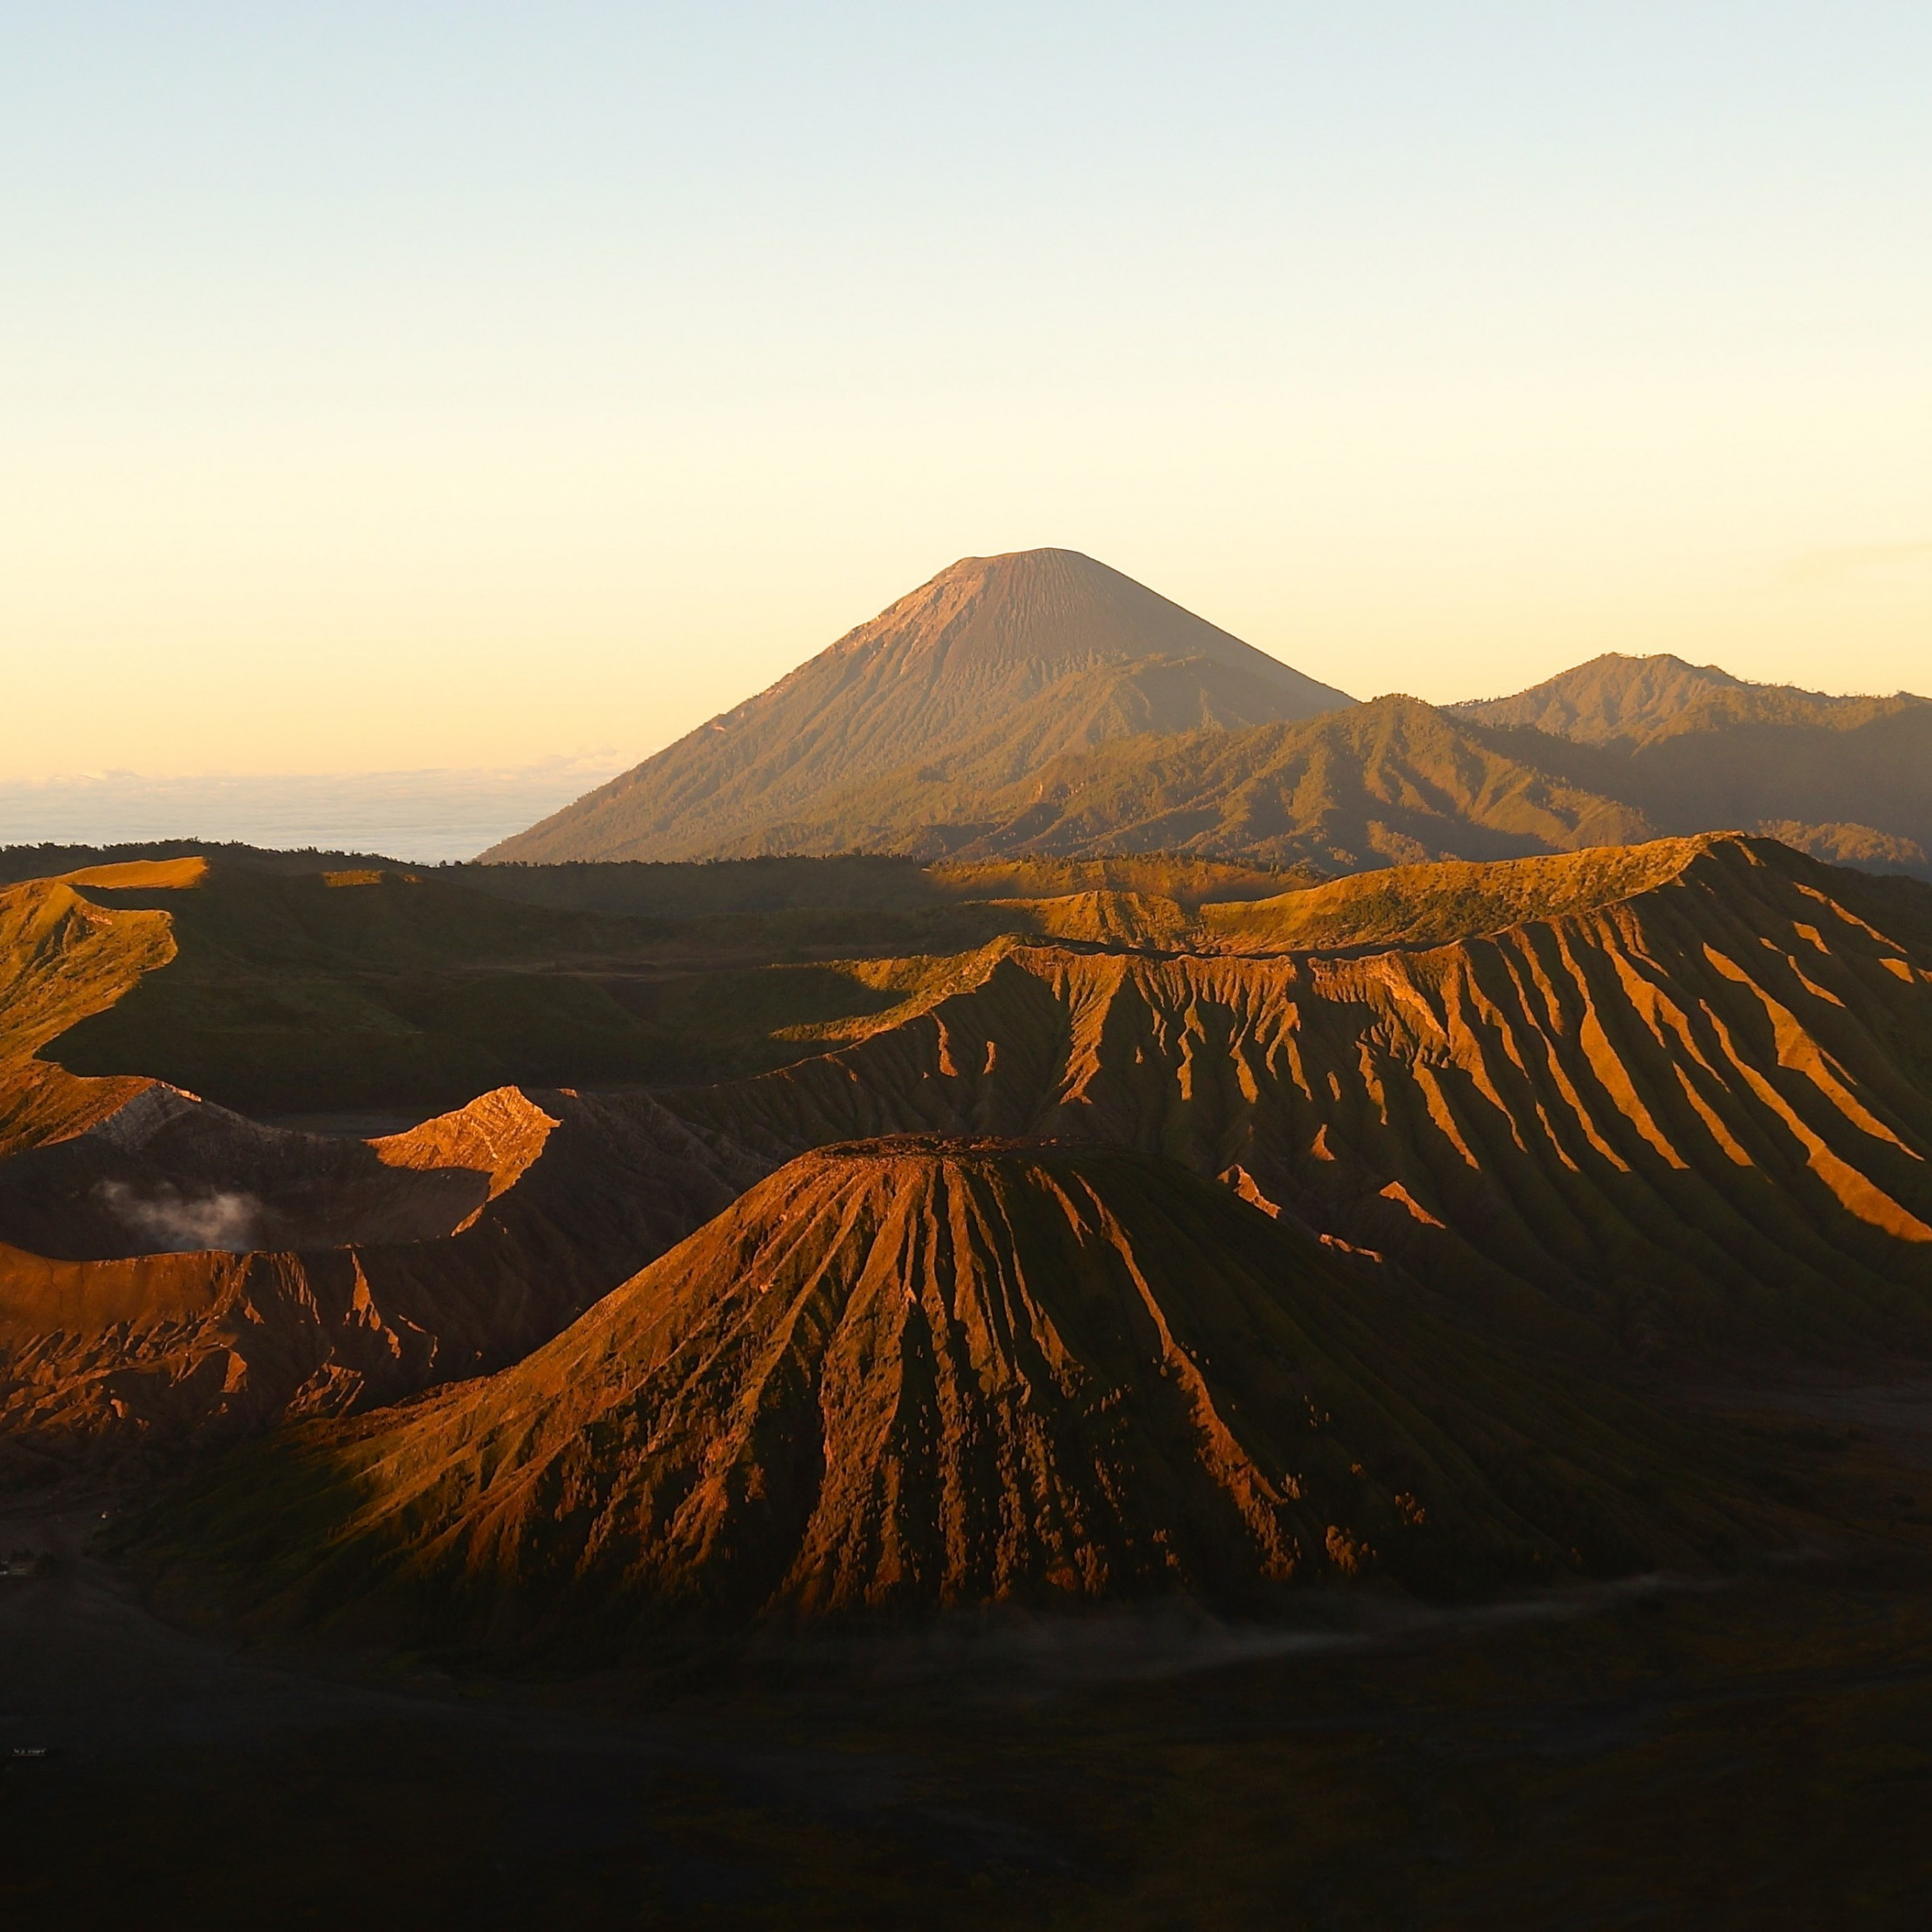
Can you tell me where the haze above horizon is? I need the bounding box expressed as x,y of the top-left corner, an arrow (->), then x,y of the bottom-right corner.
4,4 -> 1929,783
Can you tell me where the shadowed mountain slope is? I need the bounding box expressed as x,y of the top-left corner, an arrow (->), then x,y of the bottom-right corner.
134,1140 -> 1761,1646
484,550 -> 1353,863
1,859 -> 701,1121
665,837 -> 1932,1353
5,859 -> 1002,1115
1453,653 -> 1932,874
720,695 -> 1657,868
456,851 -> 1311,919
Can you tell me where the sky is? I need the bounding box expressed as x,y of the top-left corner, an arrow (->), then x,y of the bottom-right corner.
3,2 -> 1929,784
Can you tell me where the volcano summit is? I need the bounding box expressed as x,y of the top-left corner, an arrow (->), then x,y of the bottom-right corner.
485,549 -> 1353,864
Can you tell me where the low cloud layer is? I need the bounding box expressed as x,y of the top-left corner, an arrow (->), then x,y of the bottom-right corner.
96,1181 -> 264,1254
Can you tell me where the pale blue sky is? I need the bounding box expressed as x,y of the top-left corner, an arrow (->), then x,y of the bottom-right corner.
3,3 -> 1928,777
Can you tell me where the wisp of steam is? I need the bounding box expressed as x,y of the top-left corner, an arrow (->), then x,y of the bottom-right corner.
95,1181 -> 264,1254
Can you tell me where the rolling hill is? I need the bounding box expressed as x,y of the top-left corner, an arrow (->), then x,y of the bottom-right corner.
132,1139 -> 1761,1646
484,549 -> 1354,863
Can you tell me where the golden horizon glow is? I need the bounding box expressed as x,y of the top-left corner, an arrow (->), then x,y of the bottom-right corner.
4,8 -> 1929,782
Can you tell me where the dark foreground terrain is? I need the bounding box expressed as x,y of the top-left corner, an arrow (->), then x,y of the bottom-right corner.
7,1373 -> 1932,1930
6,832 -> 1932,1922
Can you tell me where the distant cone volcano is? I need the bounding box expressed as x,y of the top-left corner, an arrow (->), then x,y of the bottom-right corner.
482,549 -> 1353,863
144,1140 -> 1747,1647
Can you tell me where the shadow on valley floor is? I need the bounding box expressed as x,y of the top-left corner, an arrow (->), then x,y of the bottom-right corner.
8,1380 -> 1932,1931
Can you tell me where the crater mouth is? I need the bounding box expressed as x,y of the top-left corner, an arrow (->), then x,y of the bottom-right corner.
0,1083 -> 557,1260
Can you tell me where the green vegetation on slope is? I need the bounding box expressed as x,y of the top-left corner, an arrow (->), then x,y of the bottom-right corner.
41,866 -> 964,1112
930,853 -> 1313,906
1454,651 -> 1930,747
1752,821 -> 1929,874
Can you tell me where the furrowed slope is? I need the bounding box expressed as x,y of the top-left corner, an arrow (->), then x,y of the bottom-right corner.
665,837 -> 1932,1352
486,550 -> 1353,863
0,1084 -> 761,1480
136,1141 -> 1757,1646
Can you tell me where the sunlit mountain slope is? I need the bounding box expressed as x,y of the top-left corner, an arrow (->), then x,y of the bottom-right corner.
666,837 -> 1932,1352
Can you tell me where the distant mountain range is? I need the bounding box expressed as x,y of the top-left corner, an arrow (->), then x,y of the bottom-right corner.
1449,654 -> 1932,873
485,551 -> 1931,877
